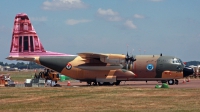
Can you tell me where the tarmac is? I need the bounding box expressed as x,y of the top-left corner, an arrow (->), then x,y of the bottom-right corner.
59,79 -> 200,88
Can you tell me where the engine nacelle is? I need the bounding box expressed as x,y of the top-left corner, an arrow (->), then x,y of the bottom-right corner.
100,54 -> 125,65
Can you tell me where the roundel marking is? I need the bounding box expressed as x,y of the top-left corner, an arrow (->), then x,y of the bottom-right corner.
146,64 -> 154,71
66,63 -> 72,70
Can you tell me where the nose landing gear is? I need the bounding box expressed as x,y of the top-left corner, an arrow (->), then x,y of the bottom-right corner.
167,79 -> 179,85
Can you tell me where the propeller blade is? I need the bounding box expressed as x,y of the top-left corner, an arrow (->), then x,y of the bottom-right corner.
129,55 -> 136,63
126,63 -> 128,69
124,49 -> 136,69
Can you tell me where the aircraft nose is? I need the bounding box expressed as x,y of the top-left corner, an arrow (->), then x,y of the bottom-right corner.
183,67 -> 194,77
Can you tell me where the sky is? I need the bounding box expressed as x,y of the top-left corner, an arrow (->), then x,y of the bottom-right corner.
0,0 -> 200,63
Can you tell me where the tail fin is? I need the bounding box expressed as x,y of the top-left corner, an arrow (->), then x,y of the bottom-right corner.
10,13 -> 45,54
7,13 -> 68,60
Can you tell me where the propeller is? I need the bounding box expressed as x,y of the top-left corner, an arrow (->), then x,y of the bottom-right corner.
125,52 -> 136,69
129,55 -> 136,64
125,52 -> 130,64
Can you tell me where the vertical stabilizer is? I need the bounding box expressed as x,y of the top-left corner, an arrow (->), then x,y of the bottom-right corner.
7,13 -> 69,60
10,13 -> 45,54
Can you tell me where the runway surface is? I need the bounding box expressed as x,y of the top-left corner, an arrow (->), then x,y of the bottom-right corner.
59,79 -> 200,88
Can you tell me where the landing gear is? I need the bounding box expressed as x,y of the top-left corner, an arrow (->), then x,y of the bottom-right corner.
168,79 -> 175,85
114,81 -> 121,85
161,80 -> 167,83
161,79 -> 178,85
109,82 -> 115,85
98,82 -> 115,86
97,82 -> 104,86
175,79 -> 179,85
167,79 -> 179,85
92,82 -> 98,86
87,81 -> 121,86
87,81 -> 92,85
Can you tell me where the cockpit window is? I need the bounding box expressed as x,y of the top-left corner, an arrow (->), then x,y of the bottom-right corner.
172,58 -> 181,64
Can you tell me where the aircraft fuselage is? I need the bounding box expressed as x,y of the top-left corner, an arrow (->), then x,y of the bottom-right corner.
34,54 -> 185,82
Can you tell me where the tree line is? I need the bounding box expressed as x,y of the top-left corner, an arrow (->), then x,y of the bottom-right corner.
185,61 -> 200,66
0,61 -> 44,69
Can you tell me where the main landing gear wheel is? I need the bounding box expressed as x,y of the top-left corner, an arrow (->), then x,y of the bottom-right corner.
98,82 -> 104,86
168,79 -> 175,85
175,79 -> 179,85
92,82 -> 97,86
109,82 -> 115,85
104,82 -> 115,85
161,80 -> 167,83
87,81 -> 92,85
115,81 -> 121,85
98,82 -> 115,86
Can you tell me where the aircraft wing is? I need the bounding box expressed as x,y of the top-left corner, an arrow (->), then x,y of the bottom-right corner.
77,52 -> 108,59
77,52 -> 125,70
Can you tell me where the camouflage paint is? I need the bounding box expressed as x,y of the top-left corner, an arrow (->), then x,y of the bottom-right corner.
39,56 -> 77,72
7,13 -> 190,83
34,54 -> 185,81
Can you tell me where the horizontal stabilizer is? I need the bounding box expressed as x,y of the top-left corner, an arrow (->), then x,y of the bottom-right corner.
6,56 -> 35,61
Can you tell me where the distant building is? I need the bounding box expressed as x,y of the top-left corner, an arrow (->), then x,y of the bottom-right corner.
0,65 -> 18,71
0,65 -> 3,71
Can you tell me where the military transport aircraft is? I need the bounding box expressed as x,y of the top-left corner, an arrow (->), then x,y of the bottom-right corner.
6,13 -> 194,85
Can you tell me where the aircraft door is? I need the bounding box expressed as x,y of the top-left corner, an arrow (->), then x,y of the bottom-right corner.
157,64 -> 163,71
156,63 -> 163,78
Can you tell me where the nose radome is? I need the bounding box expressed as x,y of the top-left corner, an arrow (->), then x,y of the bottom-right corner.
183,67 -> 194,77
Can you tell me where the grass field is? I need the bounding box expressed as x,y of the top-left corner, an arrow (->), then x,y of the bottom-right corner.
0,87 -> 200,112
1,71 -> 200,112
